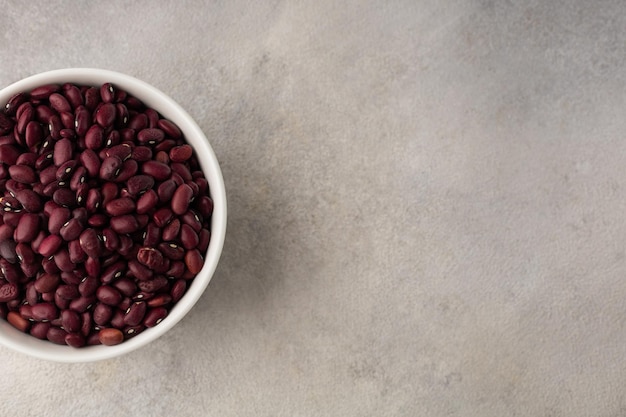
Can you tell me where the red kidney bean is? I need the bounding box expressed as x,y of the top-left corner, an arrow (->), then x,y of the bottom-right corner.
109,214 -> 139,234
185,249 -> 204,274
56,160 -> 77,181
34,273 -> 60,293
61,309 -> 81,333
79,149 -> 100,178
131,145 -> 152,162
105,197 -> 135,216
74,105 -> 91,136
162,219 -> 180,242
136,189 -> 157,215
16,105 -> 34,135
79,228 -> 101,258
115,159 -> 138,182
117,235 -> 133,256
112,278 -> 137,297
46,326 -> 68,345
60,271 -> 82,286
157,179 -> 176,203
9,164 -> 36,184
4,92 -> 28,116
141,160 -> 171,181
69,295 -> 96,313
99,156 -> 122,181
137,128 -> 165,144
157,119 -> 182,139
0,144 -> 21,165
155,150 -> 169,164
59,218 -> 83,241
180,223 -> 200,250
144,307 -> 168,327
31,302 -> 58,321
15,213 -> 40,243
137,247 -> 165,270
169,144 -> 192,162
101,260 -> 126,284
65,332 -> 86,348
68,239 -> 87,263
100,83 -> 115,103
123,301 -> 146,326
79,275 -> 99,297
128,259 -> 153,281
25,121 -> 43,149
126,174 -> 154,196
181,210 -> 203,233
56,284 -> 80,300
142,222 -> 161,247
147,294 -> 172,308
49,93 -> 72,113
84,87 -> 101,110
159,242 -> 185,261
87,213 -> 108,227
170,279 -> 187,302
85,188 -> 102,214
0,282 -> 18,302
53,188 -> 76,207
171,184 -> 193,215
53,138 -> 72,166
96,285 -> 122,306
99,328 -> 124,345
62,83 -> 83,109
16,242 -> 35,264
7,311 -> 31,332
128,113 -> 148,131
14,189 -> 42,212
1,260 -> 21,284
137,276 -> 168,293
31,84 -> 60,100
101,228 -> 120,251
93,303 -> 113,326
95,103 -> 116,127
153,207 -> 173,227
69,166 -> 87,190
53,248 -> 74,272
0,240 -> 17,263
30,322 -> 51,339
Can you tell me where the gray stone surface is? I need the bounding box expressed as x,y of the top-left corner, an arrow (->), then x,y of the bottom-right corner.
2,0 -> 626,415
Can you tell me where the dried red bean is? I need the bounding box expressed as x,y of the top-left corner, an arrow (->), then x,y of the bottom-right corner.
56,284 -> 80,300
137,128 -> 165,144
136,189 -> 158,214
170,279 -> 187,302
46,326 -> 68,345
14,189 -> 42,213
0,283 -> 18,302
131,145 -> 152,161
15,213 -> 40,243
65,333 -> 86,348
141,160 -> 171,181
109,214 -> 139,234
7,311 -> 31,332
162,219 -> 181,241
105,197 -> 136,216
185,249 -> 204,274
59,218 -> 83,241
171,183 -> 193,215
61,309 -> 81,333
169,144 -> 193,162
127,174 -> 155,196
96,285 -> 122,306
30,322 -> 51,339
137,276 -> 168,293
53,188 -> 76,207
153,207 -> 173,227
98,328 -> 124,345
34,273 -> 60,293
180,223 -> 199,250
79,228 -> 101,258
144,307 -> 168,327
128,259 -> 153,281
147,294 -> 172,308
123,301 -> 146,326
137,247 -> 165,270
95,103 -> 116,127
53,138 -> 72,166
25,121 -> 43,149
159,242 -> 185,261
68,239 -> 87,263
31,84 -> 60,100
31,302 -> 58,321
87,213 -> 108,227
93,303 -> 113,326
69,295 -> 96,313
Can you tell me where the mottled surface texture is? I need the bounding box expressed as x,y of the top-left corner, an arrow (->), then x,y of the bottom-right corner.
2,0 -> 626,415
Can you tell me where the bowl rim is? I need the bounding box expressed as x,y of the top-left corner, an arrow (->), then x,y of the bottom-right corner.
0,68 -> 227,362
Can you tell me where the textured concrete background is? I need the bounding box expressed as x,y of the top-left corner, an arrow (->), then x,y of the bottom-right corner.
2,1 -> 626,415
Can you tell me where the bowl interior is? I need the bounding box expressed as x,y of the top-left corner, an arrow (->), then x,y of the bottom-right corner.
0,68 -> 226,362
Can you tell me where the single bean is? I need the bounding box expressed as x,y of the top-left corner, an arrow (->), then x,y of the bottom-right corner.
53,138 -> 72,166
141,160 -> 171,181
79,275 -> 99,297
16,104 -> 34,135
79,228 -> 102,258
147,294 -> 172,308
157,179 -> 177,203
128,113 -> 148,131
61,309 -> 81,333
65,333 -> 86,348
30,322 -> 51,339
162,219 -> 181,241
123,301 -> 146,326
80,311 -> 92,337
34,273 -> 61,293
15,213 -> 40,243
128,259 -> 153,281
142,222 -> 161,247
0,144 -> 21,165
131,145 -> 152,161
0,240 -> 17,263
41,256 -> 60,275
4,92 -> 28,116
180,223 -> 199,250
127,174 -> 155,195
16,242 -> 35,264
68,239 -> 87,263
0,283 -> 18,302
116,103 -> 129,127
14,189 -> 42,213
137,128 -> 165,144
171,183 -> 193,215
99,156 -> 122,181
169,144 -> 193,162
100,83 -> 115,103
98,328 -> 124,346
137,247 -> 165,270
95,103 -> 116,127
136,189 -> 158,214
7,311 -> 31,332
53,248 -> 74,272
49,93 -> 72,113
25,121 -> 44,149
101,260 -> 126,284
105,197 -> 136,216
69,295 -> 96,313
113,278 -> 138,297
171,163 -> 192,182
84,87 -> 101,110
137,276 -> 168,293
158,119 -> 182,139
181,210 -> 203,232
96,285 -> 122,306
159,242 -> 185,261
170,279 -> 187,302
62,83 -> 83,109
46,326 -> 68,345
102,228 -> 120,251
8,164 -> 36,184
56,160 -> 78,181
185,249 -> 204,274
69,166 -> 87,191
31,302 -> 58,322
110,214 -> 139,234
56,284 -> 80,300
53,188 -> 76,207
59,218 -> 83,241
114,159 -> 138,182
166,261 -> 185,279
87,213 -> 108,228
152,207 -> 173,227
93,303 -> 113,326
31,84 -> 60,99
79,149 -> 100,178
60,271 -> 82,285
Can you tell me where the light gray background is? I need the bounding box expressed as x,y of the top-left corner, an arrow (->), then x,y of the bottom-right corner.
2,1 -> 626,416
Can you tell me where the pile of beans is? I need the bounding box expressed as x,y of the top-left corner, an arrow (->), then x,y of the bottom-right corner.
0,82 -> 213,347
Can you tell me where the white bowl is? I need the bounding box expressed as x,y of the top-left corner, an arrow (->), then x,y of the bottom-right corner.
0,68 -> 227,362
